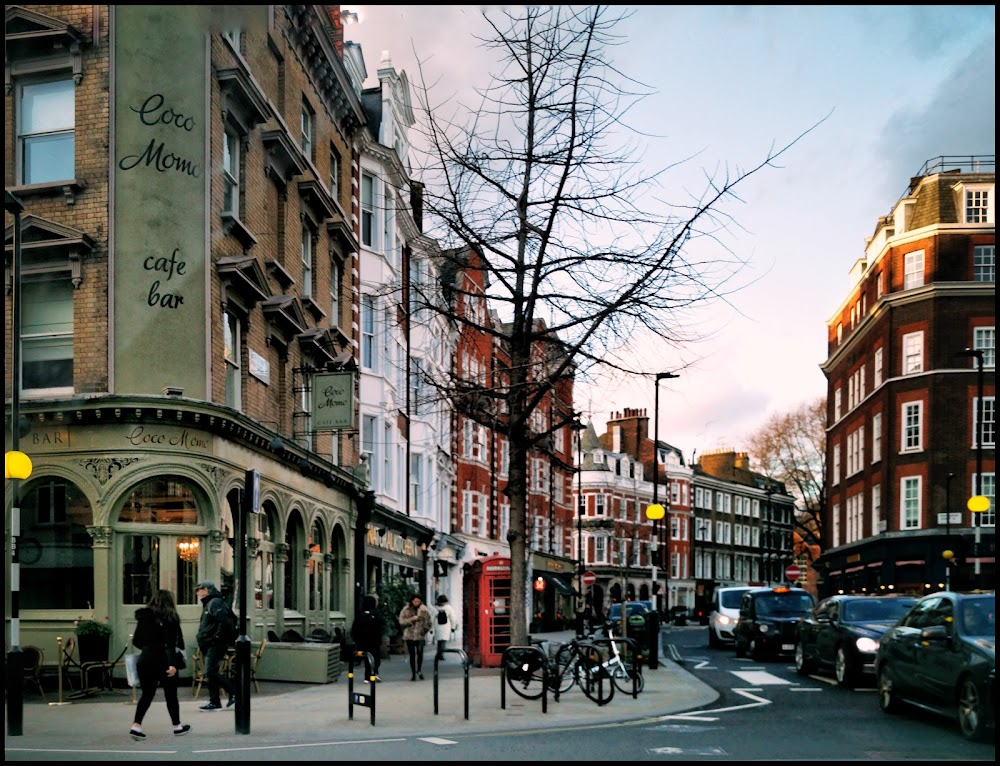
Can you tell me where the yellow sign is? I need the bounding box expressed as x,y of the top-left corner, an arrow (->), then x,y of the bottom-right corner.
967,495 -> 990,513
645,503 -> 665,520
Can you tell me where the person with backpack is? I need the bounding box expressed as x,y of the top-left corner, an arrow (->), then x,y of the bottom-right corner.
433,594 -> 459,662
351,594 -> 385,681
195,581 -> 237,711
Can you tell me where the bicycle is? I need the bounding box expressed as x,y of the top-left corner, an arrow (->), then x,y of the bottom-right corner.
595,625 -> 645,694
504,635 -> 615,705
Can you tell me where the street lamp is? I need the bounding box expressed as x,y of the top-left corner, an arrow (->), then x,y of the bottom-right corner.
6,188 -> 27,736
572,414 -> 587,638
764,485 -> 773,585
943,472 -> 956,590
955,348 -> 987,589
652,372 -> 678,615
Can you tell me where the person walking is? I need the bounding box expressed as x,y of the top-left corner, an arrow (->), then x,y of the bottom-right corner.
351,594 -> 385,681
398,593 -> 432,680
195,580 -> 237,711
129,589 -> 191,741
433,594 -> 459,662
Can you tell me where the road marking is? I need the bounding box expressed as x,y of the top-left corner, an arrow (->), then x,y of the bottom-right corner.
692,659 -> 715,669
650,746 -> 728,756
730,670 -> 791,685
192,737 -> 406,753
789,687 -> 823,692
420,737 -> 457,745
656,687 -> 771,722
656,715 -> 721,722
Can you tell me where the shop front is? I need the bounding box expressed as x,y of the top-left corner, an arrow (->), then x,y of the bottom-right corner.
530,552 -> 577,632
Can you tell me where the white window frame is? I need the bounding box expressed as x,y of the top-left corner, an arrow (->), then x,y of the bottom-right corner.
963,185 -> 993,224
224,310 -> 242,411
361,295 -> 376,370
974,396 -> 996,449
974,326 -> 995,369
300,99 -> 314,159
901,401 -> 923,452
874,347 -> 883,387
21,274 -> 74,396
872,412 -> 882,463
17,75 -> 75,185
223,127 -> 240,215
900,476 -> 922,530
973,473 -> 995,527
329,144 -> 340,199
973,245 -> 995,283
902,331 -> 923,374
903,250 -> 925,290
301,224 -> 313,298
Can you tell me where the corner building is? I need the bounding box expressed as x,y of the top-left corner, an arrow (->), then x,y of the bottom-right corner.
5,6 -> 373,657
818,156 -> 995,595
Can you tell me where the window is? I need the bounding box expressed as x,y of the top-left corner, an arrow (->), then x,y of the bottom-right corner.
974,326 -> 995,368
964,187 -> 991,224
21,275 -> 74,395
903,250 -> 925,290
874,347 -> 883,387
834,386 -> 842,421
410,453 -> 423,513
361,173 -> 376,249
900,476 -> 921,530
901,401 -> 922,451
329,144 -> 340,199
223,128 -> 240,214
361,295 -> 376,369
872,412 -> 882,463
902,331 -> 923,374
832,442 -> 840,485
974,473 -> 995,527
17,77 -> 75,185
362,414 -> 377,487
974,396 -> 996,448
300,100 -> 314,159
872,484 -> 881,532
973,245 -> 995,282
300,225 -> 313,298
329,258 -> 341,328
224,311 -> 242,411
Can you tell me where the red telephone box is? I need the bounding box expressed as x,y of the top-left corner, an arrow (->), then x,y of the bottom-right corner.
463,556 -> 511,667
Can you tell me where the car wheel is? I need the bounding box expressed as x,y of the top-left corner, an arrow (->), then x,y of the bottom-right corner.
749,638 -> 762,661
877,667 -> 901,714
834,646 -> 855,688
957,676 -> 989,742
795,642 -> 814,675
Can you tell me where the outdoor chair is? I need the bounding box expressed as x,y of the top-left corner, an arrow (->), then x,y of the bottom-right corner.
22,645 -> 47,701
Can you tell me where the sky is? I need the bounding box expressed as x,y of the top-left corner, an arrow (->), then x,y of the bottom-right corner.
343,4 -> 996,464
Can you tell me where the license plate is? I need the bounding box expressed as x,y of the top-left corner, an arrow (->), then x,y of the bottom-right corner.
781,643 -> 794,652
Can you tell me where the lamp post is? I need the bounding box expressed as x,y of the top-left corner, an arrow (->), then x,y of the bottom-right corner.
955,348 -> 987,589
652,372 -> 678,616
6,189 -> 27,736
572,414 -> 586,638
943,472 -> 956,590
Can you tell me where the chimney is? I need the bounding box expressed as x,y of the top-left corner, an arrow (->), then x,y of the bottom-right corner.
326,5 -> 344,57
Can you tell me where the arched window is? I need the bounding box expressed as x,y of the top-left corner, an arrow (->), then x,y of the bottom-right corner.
118,476 -> 202,605
307,519 -> 325,611
256,503 -> 276,610
19,476 -> 94,609
285,509 -> 305,610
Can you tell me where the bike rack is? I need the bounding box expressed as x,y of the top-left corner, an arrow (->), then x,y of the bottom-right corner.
433,648 -> 470,718
347,650 -> 376,726
593,635 -> 643,699
500,644 -> 549,713
574,640 -> 614,705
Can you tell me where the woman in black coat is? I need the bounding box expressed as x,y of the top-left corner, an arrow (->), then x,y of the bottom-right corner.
129,589 -> 191,740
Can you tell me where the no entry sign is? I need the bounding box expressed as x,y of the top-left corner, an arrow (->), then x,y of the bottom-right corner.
785,564 -> 802,582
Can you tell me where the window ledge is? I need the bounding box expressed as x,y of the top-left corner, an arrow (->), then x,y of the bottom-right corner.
301,295 -> 326,322
9,179 -> 85,205
221,211 -> 258,250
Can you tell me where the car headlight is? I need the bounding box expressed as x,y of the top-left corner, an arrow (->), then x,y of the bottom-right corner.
718,615 -> 732,626
758,624 -> 769,633
855,637 -> 879,653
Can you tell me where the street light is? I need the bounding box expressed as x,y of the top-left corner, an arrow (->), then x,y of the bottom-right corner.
764,485 -> 773,585
572,414 -> 587,638
5,188 -> 27,736
943,472 -> 956,590
955,348 -> 987,589
652,372 -> 678,615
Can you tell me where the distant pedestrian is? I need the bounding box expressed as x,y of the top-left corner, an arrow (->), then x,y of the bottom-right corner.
398,593 -> 432,680
195,581 -> 237,711
433,594 -> 459,661
352,594 -> 385,681
129,589 -> 191,741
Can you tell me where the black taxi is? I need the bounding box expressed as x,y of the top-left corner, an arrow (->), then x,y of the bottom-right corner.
733,586 -> 815,661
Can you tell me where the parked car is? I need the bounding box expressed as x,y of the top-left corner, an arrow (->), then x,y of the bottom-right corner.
875,590 -> 995,742
607,601 -> 650,632
708,586 -> 752,647
795,594 -> 917,687
667,605 -> 690,626
733,586 -> 815,660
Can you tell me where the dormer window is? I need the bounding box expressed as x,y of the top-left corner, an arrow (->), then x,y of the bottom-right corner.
964,186 -> 992,224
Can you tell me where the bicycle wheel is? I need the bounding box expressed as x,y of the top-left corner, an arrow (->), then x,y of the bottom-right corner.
504,648 -> 546,700
576,647 -> 615,705
550,644 -> 579,694
611,662 -> 645,694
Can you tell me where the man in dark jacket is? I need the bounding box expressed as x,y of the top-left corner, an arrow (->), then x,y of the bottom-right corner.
195,581 -> 236,711
351,594 -> 385,681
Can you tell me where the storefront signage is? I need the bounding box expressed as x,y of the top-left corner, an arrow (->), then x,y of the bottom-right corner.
124,425 -> 211,451
25,427 -> 70,450
365,525 -> 420,559
312,371 -> 355,430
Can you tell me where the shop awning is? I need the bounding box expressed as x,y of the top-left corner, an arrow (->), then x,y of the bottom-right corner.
539,572 -> 575,596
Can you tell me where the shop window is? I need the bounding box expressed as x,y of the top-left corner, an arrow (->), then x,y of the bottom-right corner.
308,520 -> 325,611
19,476 -> 93,609
256,504 -> 276,610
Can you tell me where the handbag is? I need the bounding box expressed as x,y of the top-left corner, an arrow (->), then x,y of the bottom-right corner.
173,646 -> 187,670
125,653 -> 139,687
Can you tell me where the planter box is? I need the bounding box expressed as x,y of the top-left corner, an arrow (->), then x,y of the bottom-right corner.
255,641 -> 341,684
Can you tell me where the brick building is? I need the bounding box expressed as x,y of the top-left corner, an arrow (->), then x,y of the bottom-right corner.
817,156 -> 996,596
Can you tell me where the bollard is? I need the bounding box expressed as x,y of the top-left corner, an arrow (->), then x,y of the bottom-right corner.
347,650 -> 376,726
49,636 -> 72,707
432,648 -> 470,719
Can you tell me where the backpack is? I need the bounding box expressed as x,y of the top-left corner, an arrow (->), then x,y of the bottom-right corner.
437,608 -> 448,625
214,600 -> 238,644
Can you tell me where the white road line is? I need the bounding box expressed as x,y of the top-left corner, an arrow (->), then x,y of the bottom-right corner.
730,670 -> 792,685
192,737 -> 406,753
419,736 -> 458,745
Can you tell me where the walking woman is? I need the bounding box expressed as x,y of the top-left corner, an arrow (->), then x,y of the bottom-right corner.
129,589 -> 191,740
398,593 -> 432,680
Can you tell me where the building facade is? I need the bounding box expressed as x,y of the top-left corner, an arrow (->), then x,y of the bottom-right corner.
818,156 -> 996,596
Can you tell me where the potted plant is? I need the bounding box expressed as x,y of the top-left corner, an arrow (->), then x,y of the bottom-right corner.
75,615 -> 114,663
377,574 -> 414,656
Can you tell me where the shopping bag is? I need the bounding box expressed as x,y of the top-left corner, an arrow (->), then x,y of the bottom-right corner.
125,653 -> 139,687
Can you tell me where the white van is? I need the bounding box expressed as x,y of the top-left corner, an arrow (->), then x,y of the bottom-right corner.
708,586 -> 752,647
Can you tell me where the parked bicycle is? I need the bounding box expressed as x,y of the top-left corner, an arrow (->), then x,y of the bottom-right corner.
593,624 -> 645,694
504,635 -> 615,705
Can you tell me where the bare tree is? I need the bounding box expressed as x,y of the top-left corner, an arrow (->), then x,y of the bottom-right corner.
409,5 -> 821,644
746,396 -> 826,557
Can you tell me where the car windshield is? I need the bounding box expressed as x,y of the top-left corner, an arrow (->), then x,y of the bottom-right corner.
755,593 -> 813,616
720,590 -> 748,609
610,603 -> 646,618
959,594 -> 995,637
842,598 -> 915,623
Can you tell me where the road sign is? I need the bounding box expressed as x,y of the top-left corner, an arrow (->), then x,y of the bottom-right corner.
582,571 -> 597,587
785,564 -> 802,582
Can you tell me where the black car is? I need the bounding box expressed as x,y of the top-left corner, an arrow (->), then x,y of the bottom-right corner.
795,594 -> 917,687
734,586 -> 815,660
875,590 -> 995,742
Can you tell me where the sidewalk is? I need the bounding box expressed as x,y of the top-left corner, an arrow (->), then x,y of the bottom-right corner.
4,629 -> 718,753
